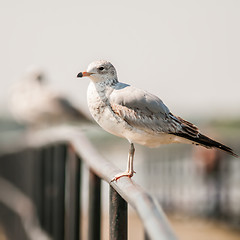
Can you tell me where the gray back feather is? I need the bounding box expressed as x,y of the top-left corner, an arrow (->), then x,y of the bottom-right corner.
109,84 -> 184,133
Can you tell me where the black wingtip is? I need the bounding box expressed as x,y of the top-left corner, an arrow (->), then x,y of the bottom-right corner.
224,149 -> 239,158
198,134 -> 239,158
172,132 -> 239,158
77,72 -> 83,78
217,144 -> 239,157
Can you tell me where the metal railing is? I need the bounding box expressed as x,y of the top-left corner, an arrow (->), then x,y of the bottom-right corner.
0,126 -> 178,240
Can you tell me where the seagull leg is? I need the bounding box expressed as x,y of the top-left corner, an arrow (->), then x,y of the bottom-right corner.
128,143 -> 136,175
111,143 -> 136,182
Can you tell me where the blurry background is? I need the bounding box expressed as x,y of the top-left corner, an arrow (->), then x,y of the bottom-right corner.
0,0 -> 240,239
1,0 -> 240,118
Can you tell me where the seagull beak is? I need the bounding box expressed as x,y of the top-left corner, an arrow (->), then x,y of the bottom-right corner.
77,71 -> 93,78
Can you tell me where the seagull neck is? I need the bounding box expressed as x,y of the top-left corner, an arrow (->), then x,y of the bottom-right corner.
95,78 -> 118,88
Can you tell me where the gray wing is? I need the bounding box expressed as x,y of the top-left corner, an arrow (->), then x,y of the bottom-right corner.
109,84 -> 198,135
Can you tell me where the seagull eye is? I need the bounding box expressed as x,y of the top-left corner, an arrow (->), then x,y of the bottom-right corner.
98,67 -> 104,71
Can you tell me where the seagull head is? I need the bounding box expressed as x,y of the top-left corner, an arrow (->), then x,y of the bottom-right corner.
77,60 -> 118,83
25,65 -> 46,84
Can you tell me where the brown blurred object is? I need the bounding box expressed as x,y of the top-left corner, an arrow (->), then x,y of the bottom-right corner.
193,146 -> 223,174
193,143 -> 231,218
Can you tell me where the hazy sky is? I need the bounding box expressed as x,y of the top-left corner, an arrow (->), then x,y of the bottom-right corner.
1,0 -> 240,119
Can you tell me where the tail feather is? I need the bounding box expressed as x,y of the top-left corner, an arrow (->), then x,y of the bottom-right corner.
173,132 -> 238,157
169,114 -> 238,157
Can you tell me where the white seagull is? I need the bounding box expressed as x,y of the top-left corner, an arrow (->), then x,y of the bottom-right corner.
77,60 -> 238,181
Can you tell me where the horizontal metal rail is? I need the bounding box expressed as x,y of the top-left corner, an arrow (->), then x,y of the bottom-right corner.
1,126 -> 177,240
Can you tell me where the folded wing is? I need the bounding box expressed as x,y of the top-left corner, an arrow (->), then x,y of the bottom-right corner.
109,84 -> 238,157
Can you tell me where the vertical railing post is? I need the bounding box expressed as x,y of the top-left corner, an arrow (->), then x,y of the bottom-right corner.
66,149 -> 82,240
144,231 -> 150,240
37,148 -> 45,227
88,170 -> 101,240
52,144 -> 67,240
109,186 -> 128,240
42,146 -> 54,235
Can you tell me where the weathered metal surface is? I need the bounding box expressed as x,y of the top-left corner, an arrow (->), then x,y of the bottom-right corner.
42,146 -> 54,235
88,170 -> 101,240
52,144 -> 66,240
110,186 -> 128,240
66,150 -> 82,240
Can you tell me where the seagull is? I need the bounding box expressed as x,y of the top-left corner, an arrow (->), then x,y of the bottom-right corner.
77,60 -> 238,181
10,66 -> 91,127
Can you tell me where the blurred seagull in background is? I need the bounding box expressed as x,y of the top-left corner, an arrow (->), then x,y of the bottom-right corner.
10,66 -> 91,127
77,60 -> 238,182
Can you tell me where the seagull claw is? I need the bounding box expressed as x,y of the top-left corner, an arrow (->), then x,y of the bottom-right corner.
110,171 -> 135,182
